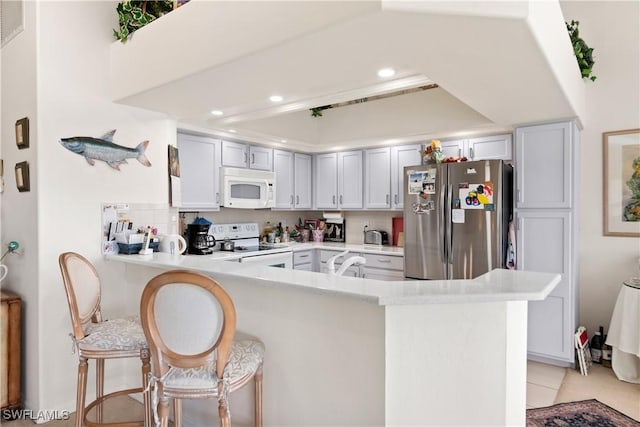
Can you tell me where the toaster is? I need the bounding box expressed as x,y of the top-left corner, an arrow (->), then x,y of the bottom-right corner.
364,230 -> 389,245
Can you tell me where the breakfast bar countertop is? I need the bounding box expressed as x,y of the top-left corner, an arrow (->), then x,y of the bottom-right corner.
106,252 -> 560,306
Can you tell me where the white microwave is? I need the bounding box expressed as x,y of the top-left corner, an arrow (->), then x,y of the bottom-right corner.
220,167 -> 276,209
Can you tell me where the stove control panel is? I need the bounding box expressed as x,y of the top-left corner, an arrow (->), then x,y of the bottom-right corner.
211,223 -> 259,240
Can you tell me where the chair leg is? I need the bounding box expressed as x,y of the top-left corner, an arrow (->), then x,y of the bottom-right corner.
173,398 -> 182,427
254,364 -> 263,427
76,357 -> 88,427
140,349 -> 151,427
96,358 -> 105,423
158,395 -> 170,427
218,381 -> 231,427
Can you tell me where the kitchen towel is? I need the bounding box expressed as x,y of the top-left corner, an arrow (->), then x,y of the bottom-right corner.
506,220 -> 516,269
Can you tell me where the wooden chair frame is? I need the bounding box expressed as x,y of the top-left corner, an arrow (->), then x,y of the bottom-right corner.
140,270 -> 261,427
59,252 -> 151,427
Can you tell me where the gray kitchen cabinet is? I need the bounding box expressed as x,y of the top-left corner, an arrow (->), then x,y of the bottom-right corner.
222,140 -> 272,170
514,120 -> 579,366
338,151 -> 363,209
273,150 -> 294,209
293,250 -> 315,271
516,210 -> 574,363
467,134 -> 512,161
177,133 -> 221,210
314,153 -> 338,209
515,122 -> 572,208
391,144 -> 422,210
361,253 -> 405,281
274,150 -> 312,209
365,147 -> 391,209
434,134 -> 512,161
294,153 -> 312,209
314,151 -> 363,209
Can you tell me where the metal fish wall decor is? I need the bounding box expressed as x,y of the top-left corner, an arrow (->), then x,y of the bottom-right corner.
60,130 -> 151,170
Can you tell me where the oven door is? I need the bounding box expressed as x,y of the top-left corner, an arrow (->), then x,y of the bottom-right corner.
239,252 -> 293,269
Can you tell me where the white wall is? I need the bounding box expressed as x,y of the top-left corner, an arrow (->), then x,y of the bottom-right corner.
560,1 -> 640,335
1,0 -> 40,412
1,1 -> 175,413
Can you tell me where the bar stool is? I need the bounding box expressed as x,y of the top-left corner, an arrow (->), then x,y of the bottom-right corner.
140,270 -> 264,427
59,252 -> 151,427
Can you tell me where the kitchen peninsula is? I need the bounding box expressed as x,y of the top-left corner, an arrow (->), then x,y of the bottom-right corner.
107,252 -> 560,426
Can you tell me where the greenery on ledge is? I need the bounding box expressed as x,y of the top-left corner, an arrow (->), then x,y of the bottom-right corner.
114,1 -> 188,43
566,20 -> 596,82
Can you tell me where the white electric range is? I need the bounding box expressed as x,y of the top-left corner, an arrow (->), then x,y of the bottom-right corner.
209,223 -> 293,268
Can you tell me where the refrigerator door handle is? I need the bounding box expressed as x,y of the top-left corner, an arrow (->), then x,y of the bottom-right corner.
447,183 -> 454,267
439,180 -> 447,264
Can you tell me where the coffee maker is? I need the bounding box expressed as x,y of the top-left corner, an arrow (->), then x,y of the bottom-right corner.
186,224 -> 216,255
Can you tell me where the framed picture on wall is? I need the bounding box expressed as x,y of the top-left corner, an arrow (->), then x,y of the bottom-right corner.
603,128 -> 640,237
15,117 -> 29,149
15,161 -> 30,192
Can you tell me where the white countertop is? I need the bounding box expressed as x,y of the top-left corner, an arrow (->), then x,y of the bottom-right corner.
106,251 -> 560,306
287,241 -> 405,256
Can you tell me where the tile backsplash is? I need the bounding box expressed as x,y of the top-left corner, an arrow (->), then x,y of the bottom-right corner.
180,209 -> 402,245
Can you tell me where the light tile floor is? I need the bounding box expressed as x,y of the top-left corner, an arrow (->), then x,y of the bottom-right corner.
4,362 -> 639,425
527,360 -> 640,421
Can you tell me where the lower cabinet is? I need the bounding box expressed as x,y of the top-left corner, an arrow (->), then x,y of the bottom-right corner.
516,210 -> 576,365
317,250 -> 404,281
293,250 -> 315,271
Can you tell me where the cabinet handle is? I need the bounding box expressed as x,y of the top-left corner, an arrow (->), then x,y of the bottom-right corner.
469,147 -> 474,159
339,195 -> 343,205
252,153 -> 255,164
332,195 -> 336,204
296,195 -> 300,205
394,194 -> 398,205
386,194 -> 390,205
377,259 -> 391,263
244,152 -> 248,163
517,189 -> 521,202
290,195 -> 294,205
298,254 -> 309,258
216,192 -> 220,203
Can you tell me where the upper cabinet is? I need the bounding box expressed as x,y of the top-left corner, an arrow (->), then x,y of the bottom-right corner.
273,150 -> 312,209
314,151 -> 363,209
436,134 -> 512,161
364,144 -> 424,210
177,133 -> 222,210
515,123 -> 573,208
365,147 -> 391,209
222,140 -> 273,170
390,144 -> 422,210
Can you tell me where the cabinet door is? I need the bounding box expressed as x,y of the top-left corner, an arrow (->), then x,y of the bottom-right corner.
314,153 -> 338,209
516,210 -> 574,363
515,122 -> 572,208
273,150 -> 294,209
361,267 -> 405,281
365,147 -> 391,209
468,134 -> 512,161
294,263 -> 313,271
294,153 -> 312,209
338,151 -> 363,209
438,139 -> 465,158
221,140 -> 248,168
391,144 -> 422,209
177,133 -> 221,210
249,145 -> 273,170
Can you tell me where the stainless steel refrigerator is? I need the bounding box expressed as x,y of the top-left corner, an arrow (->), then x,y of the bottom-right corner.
403,160 -> 513,280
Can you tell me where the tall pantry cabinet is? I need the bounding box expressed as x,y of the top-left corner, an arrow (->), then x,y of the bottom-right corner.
514,121 -> 580,366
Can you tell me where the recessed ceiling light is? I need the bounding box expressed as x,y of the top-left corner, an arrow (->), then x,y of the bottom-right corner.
269,95 -> 283,102
228,129 -> 237,133
211,110 -> 223,116
377,68 -> 396,78
280,139 -> 287,143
